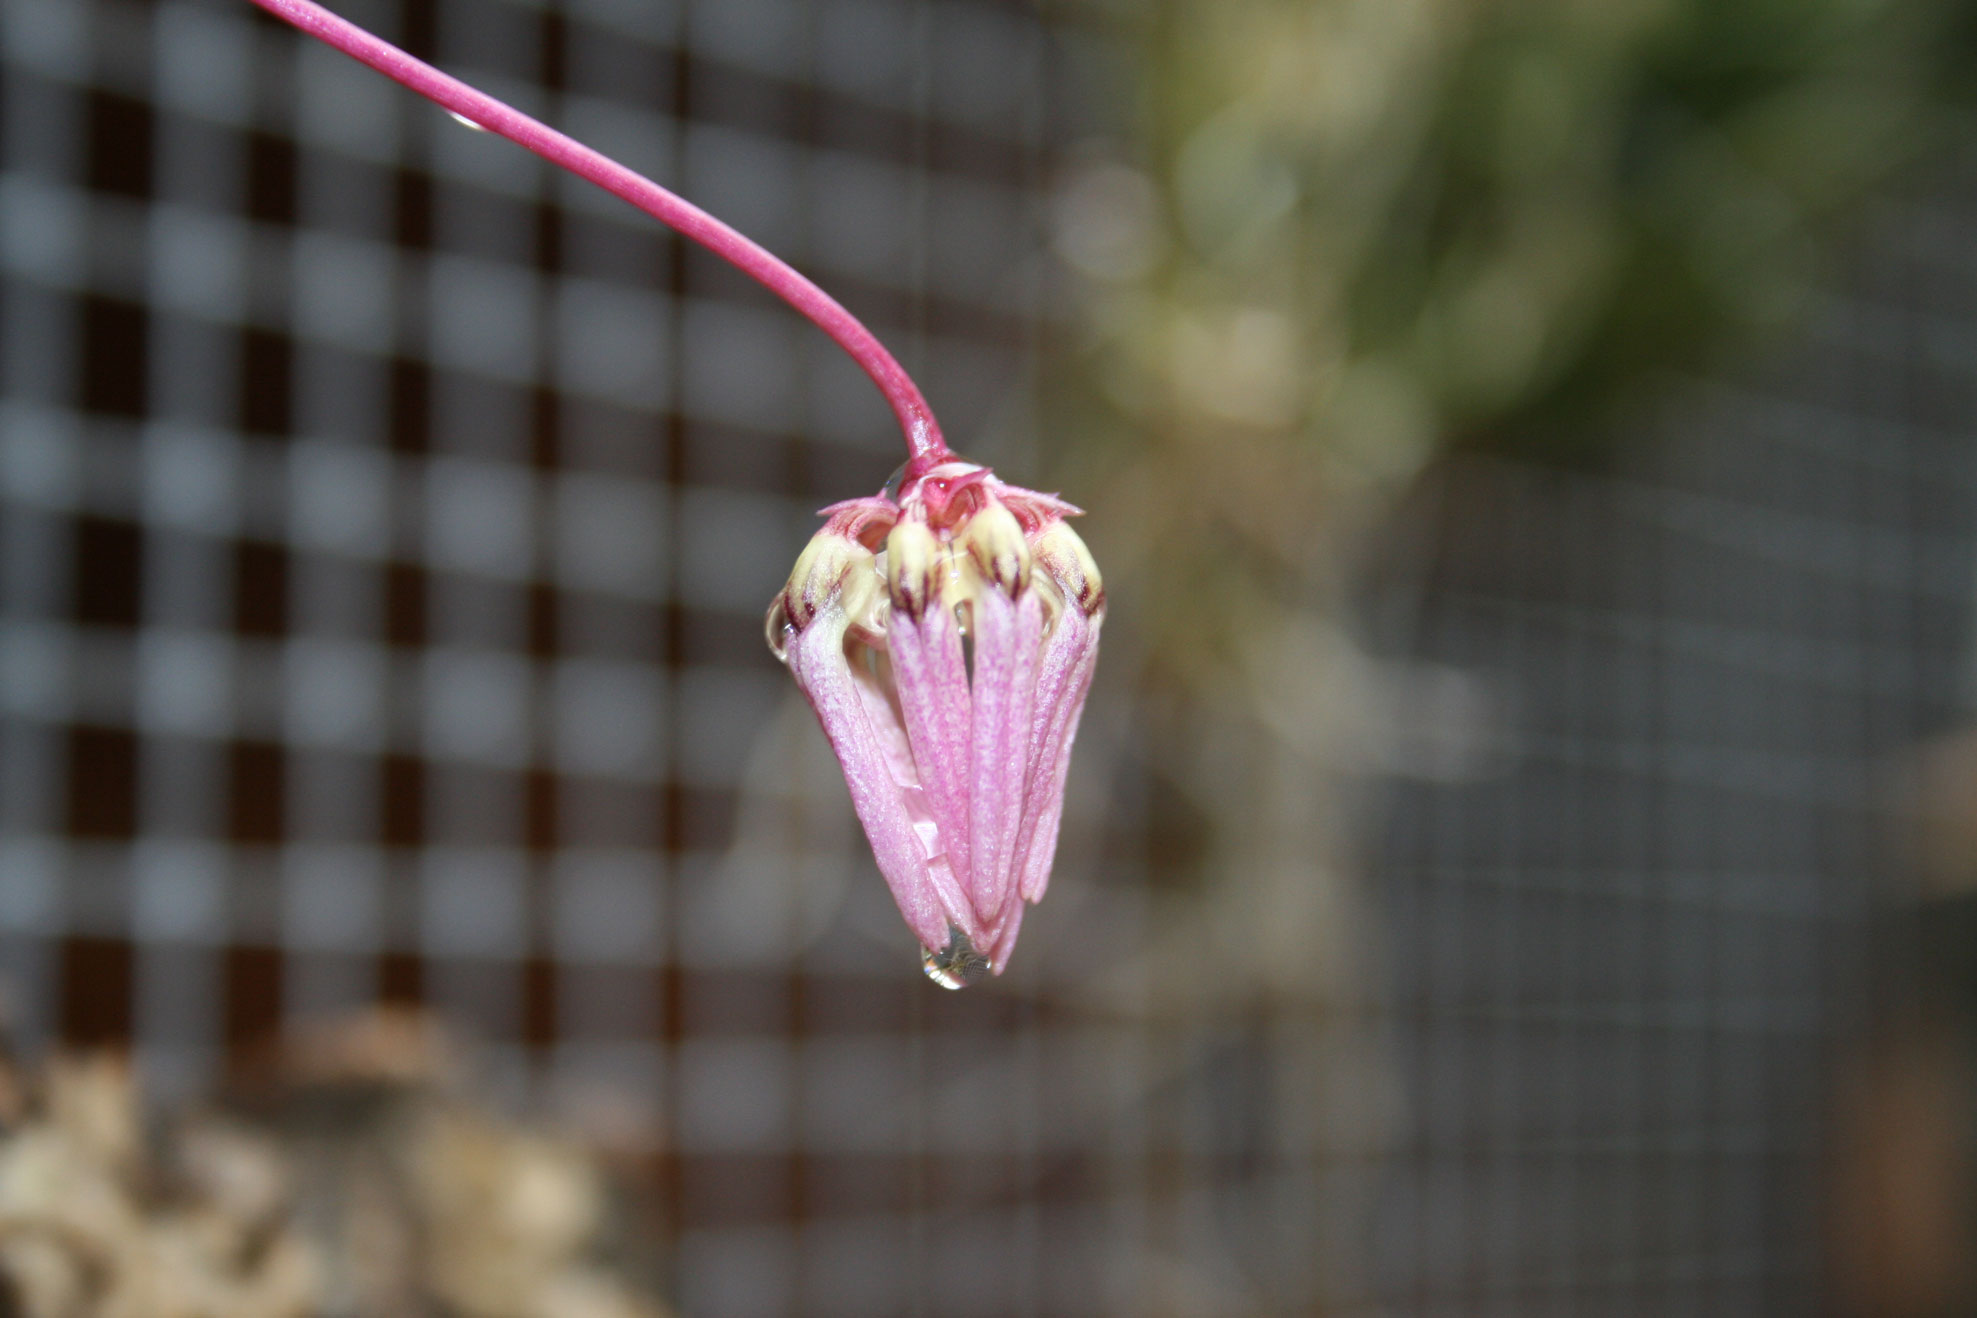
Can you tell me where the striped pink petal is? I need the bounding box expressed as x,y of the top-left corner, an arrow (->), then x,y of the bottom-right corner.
886,600 -> 973,899
965,584 -> 1043,939
1014,596 -> 1102,904
783,605 -> 977,953
987,897 -> 1026,975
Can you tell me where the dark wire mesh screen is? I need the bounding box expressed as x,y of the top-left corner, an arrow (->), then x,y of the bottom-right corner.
0,0 -> 1098,1312
5,0 -> 1977,1315
1359,163 -> 1977,1314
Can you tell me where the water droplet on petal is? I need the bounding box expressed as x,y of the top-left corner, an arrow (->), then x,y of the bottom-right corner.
954,600 -> 975,683
448,110 -> 489,132
882,461 -> 910,502
764,598 -> 794,661
920,928 -> 991,989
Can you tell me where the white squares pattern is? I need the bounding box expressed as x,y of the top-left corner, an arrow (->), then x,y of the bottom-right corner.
136,630 -> 234,738
551,471 -> 668,599
425,456 -> 536,580
549,658 -> 665,778
420,846 -> 528,958
282,844 -> 384,952
131,839 -> 228,943
422,647 -> 532,766
550,849 -> 662,962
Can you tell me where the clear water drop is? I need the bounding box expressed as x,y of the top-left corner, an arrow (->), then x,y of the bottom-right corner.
955,601 -> 975,683
920,928 -> 990,990
921,949 -> 966,990
448,110 -> 489,132
763,598 -> 793,661
882,461 -> 909,502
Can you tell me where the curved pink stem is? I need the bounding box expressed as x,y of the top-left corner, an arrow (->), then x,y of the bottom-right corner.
250,0 -> 951,467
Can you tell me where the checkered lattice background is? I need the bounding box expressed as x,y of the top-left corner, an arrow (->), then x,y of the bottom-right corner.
1360,159 -> 1977,1313
0,0 -> 1125,1312
6,0 -> 1977,1314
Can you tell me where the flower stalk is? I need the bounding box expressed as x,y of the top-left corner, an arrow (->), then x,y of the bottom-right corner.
247,0 -> 950,468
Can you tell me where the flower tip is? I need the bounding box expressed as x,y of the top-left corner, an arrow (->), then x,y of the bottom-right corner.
884,516 -> 943,620
963,499 -> 1031,598
773,522 -> 886,647
1034,519 -> 1104,617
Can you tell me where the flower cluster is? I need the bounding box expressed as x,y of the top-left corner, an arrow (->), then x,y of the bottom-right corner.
768,460 -> 1103,984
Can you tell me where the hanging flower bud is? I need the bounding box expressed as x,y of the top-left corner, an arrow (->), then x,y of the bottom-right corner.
247,0 -> 1100,991
768,460 -> 1104,984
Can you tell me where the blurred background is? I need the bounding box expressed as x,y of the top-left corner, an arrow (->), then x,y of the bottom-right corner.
4,0 -> 1977,1313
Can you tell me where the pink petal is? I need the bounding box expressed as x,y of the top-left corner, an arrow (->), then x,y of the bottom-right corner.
784,607 -> 976,952
967,585 -> 1043,937
1014,599 -> 1103,904
987,897 -> 1024,975
816,496 -> 898,542
886,601 -> 973,895
997,487 -> 1083,527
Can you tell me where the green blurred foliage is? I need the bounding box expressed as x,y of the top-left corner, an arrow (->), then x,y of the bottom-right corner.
1037,0 -> 1977,920
1061,0 -> 1974,474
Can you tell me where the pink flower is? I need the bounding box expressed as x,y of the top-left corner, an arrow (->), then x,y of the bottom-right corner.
768,461 -> 1103,985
